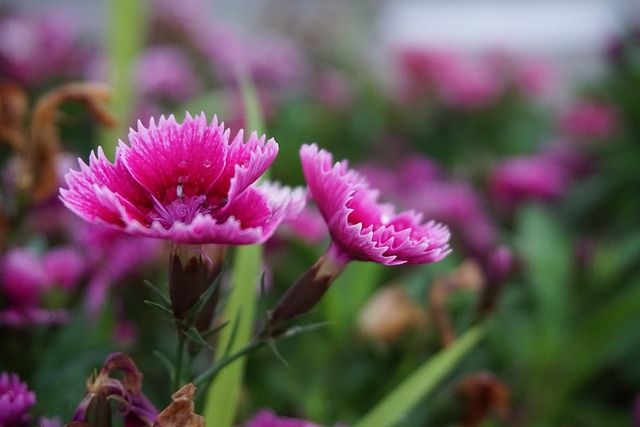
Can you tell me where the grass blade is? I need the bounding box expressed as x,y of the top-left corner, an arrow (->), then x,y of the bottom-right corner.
354,323 -> 486,427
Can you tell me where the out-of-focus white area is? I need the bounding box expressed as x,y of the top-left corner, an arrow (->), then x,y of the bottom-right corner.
379,0 -> 623,56
376,0 -> 636,99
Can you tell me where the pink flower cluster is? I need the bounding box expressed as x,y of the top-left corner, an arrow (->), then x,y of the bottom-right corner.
396,48 -> 554,109
0,247 -> 84,326
0,10 -> 92,86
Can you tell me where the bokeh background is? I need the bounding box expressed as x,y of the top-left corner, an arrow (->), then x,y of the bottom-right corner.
2,0 -> 640,426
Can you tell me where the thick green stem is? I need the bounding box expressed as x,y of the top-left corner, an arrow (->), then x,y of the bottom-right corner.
174,321 -> 187,392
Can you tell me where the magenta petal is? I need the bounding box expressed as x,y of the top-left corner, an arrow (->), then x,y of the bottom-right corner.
223,130 -> 279,204
122,113 -> 227,200
60,147 -> 151,227
300,144 -> 451,265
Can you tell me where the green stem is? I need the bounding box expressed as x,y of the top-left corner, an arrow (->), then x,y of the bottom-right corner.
193,339 -> 266,389
174,321 -> 187,391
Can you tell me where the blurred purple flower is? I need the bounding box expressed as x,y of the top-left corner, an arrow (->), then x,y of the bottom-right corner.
1,248 -> 46,306
559,100 -> 618,140
0,247 -> 78,326
300,144 -> 450,266
314,69 -> 355,110
512,57 -> 555,97
60,113 -> 305,244
244,409 -> 324,427
396,48 -> 502,109
0,372 -> 36,426
489,154 -> 569,209
135,45 -> 201,103
42,247 -> 85,291
278,205 -> 328,245
0,307 -> 69,327
198,26 -> 306,88
0,11 -> 91,86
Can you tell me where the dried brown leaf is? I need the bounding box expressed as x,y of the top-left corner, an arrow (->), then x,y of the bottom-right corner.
153,384 -> 206,427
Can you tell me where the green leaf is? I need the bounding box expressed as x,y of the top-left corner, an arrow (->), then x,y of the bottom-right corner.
153,350 -> 176,386
184,327 -> 215,351
200,320 -> 230,340
143,279 -> 171,308
515,205 -> 572,324
143,300 -> 175,320
353,323 -> 485,427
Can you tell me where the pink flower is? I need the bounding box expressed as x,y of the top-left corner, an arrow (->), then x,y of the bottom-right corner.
559,100 -> 618,140
300,144 -> 450,266
267,146 -> 450,332
359,156 -> 497,258
489,154 -> 569,209
395,48 -> 502,108
1,248 -> 46,306
0,372 -> 36,426
60,113 -> 305,244
42,247 -> 85,291
134,45 -> 201,103
244,409 -> 324,427
0,11 -> 90,86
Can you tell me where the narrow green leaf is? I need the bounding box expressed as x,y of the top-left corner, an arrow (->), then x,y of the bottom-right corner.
184,327 -> 215,351
353,324 -> 485,427
143,300 -> 175,320
153,350 -> 176,384
143,279 -> 171,308
201,320 -> 230,340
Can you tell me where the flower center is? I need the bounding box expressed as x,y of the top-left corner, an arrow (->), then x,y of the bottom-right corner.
150,182 -> 220,230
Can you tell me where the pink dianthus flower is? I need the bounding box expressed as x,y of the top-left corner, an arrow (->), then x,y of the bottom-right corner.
266,145 -> 450,331
60,113 -> 305,244
300,144 -> 451,266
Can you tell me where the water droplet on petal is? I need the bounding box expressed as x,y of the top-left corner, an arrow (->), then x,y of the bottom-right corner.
203,160 -> 211,168
178,160 -> 188,169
